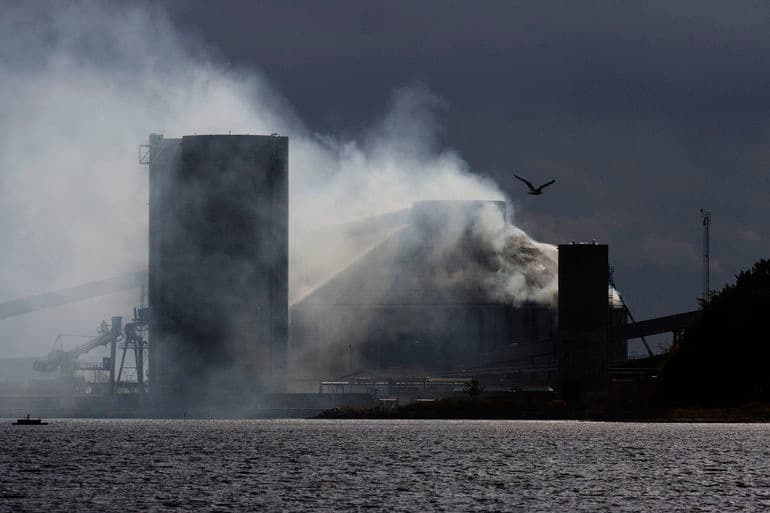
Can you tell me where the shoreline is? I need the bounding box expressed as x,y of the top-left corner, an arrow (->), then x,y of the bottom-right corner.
314,398 -> 770,423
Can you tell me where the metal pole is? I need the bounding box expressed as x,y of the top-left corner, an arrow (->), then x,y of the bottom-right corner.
701,210 -> 711,303
109,316 -> 122,395
349,344 -> 352,393
134,338 -> 144,390
116,333 -> 129,387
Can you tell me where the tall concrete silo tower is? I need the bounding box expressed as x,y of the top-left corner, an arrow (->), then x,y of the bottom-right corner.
148,134 -> 288,412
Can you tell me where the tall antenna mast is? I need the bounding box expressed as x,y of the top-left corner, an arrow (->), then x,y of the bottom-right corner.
700,209 -> 711,303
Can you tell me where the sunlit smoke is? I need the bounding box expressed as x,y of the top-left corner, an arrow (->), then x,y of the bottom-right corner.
0,1 -> 558,362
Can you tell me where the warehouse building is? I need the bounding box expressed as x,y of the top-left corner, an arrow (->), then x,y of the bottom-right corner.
288,200 -> 558,391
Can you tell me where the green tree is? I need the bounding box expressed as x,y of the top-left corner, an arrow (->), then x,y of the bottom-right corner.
662,259 -> 770,406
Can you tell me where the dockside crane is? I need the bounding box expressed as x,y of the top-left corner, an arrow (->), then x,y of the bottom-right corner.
31,309 -> 149,394
1,271 -> 150,394
32,322 -> 117,374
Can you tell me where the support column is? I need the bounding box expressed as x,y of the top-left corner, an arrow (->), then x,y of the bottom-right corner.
110,316 -> 122,395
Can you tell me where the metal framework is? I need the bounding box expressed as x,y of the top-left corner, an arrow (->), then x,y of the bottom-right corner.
139,144 -> 151,165
701,209 -> 712,303
608,265 -> 653,358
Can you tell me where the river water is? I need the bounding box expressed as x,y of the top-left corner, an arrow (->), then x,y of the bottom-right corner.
2,419 -> 769,512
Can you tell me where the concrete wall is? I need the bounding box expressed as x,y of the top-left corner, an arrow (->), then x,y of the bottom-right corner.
290,304 -> 523,381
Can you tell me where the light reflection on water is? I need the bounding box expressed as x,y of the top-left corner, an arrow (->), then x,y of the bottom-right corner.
3,419 -> 770,512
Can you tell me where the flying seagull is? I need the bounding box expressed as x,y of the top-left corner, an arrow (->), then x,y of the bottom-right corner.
514,175 -> 556,195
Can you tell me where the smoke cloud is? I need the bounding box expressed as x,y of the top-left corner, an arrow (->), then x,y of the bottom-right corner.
0,1 -> 557,361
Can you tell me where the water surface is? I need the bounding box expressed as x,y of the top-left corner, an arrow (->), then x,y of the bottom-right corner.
2,419 -> 769,511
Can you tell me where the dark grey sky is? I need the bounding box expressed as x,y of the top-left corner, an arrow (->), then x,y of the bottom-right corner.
165,1 -> 769,348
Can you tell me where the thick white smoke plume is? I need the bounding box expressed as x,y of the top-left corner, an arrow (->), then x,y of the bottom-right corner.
0,1 -> 557,358
472,204 -> 559,305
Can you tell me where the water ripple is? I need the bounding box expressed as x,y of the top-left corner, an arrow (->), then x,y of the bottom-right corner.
2,419 -> 769,512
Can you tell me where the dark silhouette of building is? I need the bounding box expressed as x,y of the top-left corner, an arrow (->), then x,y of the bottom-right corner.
557,243 -> 611,400
148,134 -> 288,410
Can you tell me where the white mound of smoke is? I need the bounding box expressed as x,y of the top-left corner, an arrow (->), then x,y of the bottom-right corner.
415,202 -> 558,306
0,1 -> 558,357
472,205 -> 559,305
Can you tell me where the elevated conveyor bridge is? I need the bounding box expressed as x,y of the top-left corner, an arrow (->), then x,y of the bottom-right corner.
0,270 -> 146,320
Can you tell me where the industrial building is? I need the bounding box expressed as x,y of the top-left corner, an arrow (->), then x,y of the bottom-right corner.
288,197 -> 632,402
289,200 -> 562,392
0,133 -> 704,417
148,134 -> 288,410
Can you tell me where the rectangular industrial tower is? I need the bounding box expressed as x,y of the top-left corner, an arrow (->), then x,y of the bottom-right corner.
557,243 -> 609,401
148,134 -> 288,411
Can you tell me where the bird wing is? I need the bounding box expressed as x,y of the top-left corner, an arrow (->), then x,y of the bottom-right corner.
538,179 -> 556,190
514,175 -> 535,190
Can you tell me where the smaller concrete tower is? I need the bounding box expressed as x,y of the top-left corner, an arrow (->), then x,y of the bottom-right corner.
557,243 -> 609,401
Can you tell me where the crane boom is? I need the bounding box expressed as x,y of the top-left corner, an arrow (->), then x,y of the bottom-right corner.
32,324 -> 115,373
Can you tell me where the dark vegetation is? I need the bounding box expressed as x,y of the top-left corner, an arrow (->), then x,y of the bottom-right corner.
662,258 -> 770,407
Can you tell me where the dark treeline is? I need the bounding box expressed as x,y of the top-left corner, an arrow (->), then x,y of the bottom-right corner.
663,259 -> 770,407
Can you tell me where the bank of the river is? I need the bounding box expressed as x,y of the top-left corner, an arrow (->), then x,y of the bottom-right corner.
316,397 -> 770,422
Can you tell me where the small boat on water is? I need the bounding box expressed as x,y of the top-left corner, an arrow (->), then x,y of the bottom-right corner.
12,414 -> 48,425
